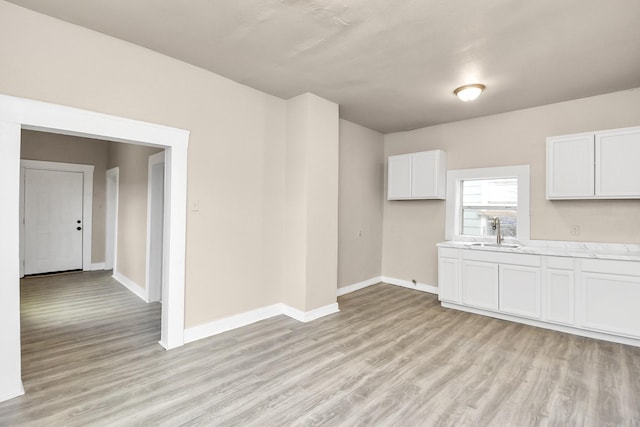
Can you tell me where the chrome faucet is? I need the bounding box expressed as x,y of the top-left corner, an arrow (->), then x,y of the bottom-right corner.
492,217 -> 504,245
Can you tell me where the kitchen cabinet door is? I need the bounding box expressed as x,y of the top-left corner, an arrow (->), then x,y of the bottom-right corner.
545,268 -> 574,325
438,255 -> 459,303
499,264 -> 541,319
461,260 -> 498,311
595,128 -> 640,198
581,272 -> 640,338
387,154 -> 412,199
546,133 -> 594,199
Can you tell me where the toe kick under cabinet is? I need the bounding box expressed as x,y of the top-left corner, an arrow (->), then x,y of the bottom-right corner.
438,247 -> 640,346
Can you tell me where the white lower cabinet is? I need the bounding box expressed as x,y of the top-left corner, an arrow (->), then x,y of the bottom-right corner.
462,261 -> 498,310
545,268 -> 574,325
580,259 -> 640,339
499,264 -> 540,319
438,249 -> 460,303
544,255 -> 575,326
460,250 -> 539,315
438,247 -> 640,345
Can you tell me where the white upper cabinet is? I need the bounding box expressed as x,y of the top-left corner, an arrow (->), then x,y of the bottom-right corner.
546,133 -> 594,198
387,150 -> 446,200
595,128 -> 640,198
387,154 -> 412,199
547,126 -> 640,199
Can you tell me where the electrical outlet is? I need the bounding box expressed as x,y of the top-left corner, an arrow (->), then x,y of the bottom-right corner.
357,230 -> 362,238
570,225 -> 580,236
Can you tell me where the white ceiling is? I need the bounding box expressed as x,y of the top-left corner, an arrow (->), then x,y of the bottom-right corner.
7,0 -> 640,133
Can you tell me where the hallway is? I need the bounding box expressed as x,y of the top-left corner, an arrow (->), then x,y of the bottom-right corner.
8,271 -> 163,425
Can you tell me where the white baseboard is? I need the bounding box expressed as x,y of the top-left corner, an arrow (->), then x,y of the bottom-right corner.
281,302 -> 340,322
90,262 -> 106,271
184,301 -> 340,344
0,382 -> 24,403
381,276 -> 439,295
112,271 -> 148,303
184,303 -> 283,344
337,276 -> 382,296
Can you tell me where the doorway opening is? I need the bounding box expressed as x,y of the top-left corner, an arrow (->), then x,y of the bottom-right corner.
0,94 -> 189,402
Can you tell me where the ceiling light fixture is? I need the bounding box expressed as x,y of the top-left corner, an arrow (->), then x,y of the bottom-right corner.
454,83 -> 486,102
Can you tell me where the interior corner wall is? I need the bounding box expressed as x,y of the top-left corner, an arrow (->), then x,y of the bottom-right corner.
0,1 -> 287,330
284,93 -> 339,312
338,119 -> 384,288
382,88 -> 640,287
283,95 -> 310,310
20,130 -> 109,265
107,142 -> 163,288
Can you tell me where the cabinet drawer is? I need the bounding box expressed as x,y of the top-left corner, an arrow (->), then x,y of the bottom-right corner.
438,247 -> 460,258
463,250 -> 540,267
581,259 -> 640,276
546,256 -> 574,270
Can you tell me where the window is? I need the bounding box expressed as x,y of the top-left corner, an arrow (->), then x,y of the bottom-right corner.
445,165 -> 530,242
461,178 -> 517,238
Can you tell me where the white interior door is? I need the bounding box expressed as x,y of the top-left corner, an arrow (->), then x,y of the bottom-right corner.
24,169 -> 84,275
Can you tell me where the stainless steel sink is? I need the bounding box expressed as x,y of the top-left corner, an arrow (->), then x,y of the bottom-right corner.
468,242 -> 521,249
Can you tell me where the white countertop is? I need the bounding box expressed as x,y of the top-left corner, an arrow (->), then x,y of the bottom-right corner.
437,240 -> 640,262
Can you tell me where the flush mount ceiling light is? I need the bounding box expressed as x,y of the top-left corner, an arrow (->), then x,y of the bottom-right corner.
454,83 -> 486,102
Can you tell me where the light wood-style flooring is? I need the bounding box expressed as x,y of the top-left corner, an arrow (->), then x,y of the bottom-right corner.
1,271 -> 639,426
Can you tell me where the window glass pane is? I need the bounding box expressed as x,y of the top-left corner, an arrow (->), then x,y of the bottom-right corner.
461,178 -> 518,238
462,178 -> 517,207
461,208 -> 517,238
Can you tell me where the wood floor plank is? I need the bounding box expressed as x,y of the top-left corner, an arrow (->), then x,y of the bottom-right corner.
0,271 -> 639,426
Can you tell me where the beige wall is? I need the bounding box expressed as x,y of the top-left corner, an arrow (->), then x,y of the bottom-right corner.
283,93 -> 339,311
20,130 -> 109,264
0,1 -> 287,328
338,120 -> 384,288
107,142 -> 162,288
383,88 -> 640,286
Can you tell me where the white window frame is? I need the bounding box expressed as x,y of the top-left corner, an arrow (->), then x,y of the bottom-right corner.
445,165 -> 530,243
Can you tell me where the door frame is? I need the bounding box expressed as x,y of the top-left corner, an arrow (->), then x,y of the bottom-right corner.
146,151 -> 165,303
0,94 -> 189,403
105,167 -> 119,271
20,160 -> 94,277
